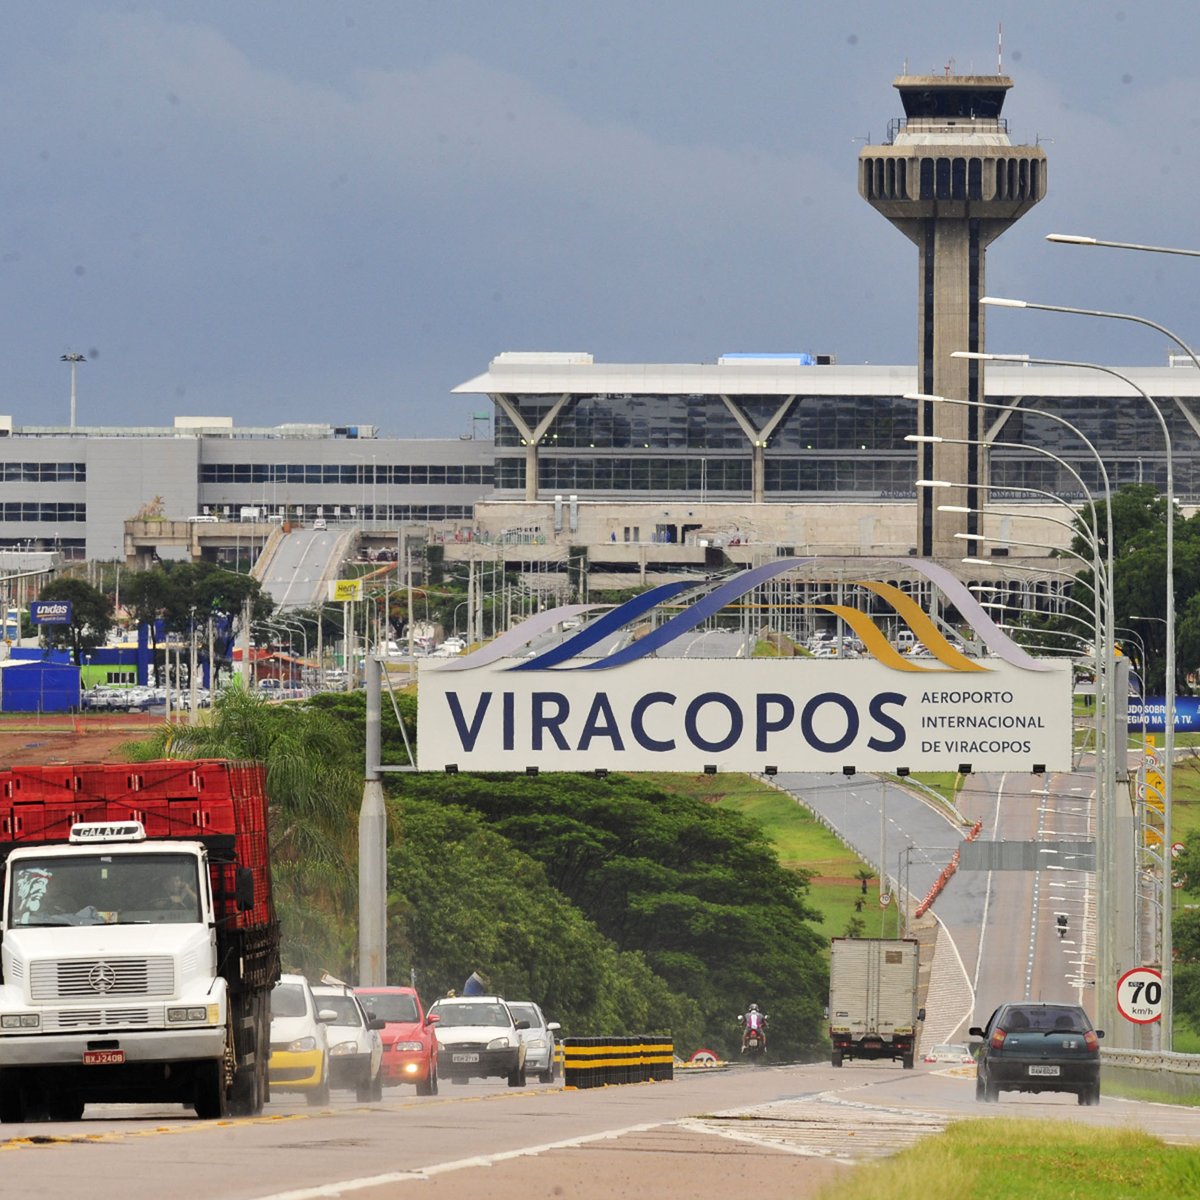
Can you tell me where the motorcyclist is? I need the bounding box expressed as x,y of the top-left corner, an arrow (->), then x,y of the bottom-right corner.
739,1003 -> 768,1053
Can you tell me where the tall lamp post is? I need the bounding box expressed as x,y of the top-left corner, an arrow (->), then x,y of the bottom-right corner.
909,426 -> 1120,1033
60,352 -> 85,431
962,319 -> 1183,1047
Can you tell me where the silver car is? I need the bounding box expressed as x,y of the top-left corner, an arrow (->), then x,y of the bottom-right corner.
505,1001 -> 560,1083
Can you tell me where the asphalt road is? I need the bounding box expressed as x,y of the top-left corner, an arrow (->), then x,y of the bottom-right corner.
3,1062 -> 1199,1200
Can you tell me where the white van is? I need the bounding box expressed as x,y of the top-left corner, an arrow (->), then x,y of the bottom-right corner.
187,514 -> 218,523
895,628 -> 917,651
239,506 -> 262,521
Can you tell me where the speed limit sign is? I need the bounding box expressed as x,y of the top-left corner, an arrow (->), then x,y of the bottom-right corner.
1116,967 -> 1163,1024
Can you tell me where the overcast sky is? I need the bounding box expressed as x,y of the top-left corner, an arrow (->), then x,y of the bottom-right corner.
4,3 -> 1199,437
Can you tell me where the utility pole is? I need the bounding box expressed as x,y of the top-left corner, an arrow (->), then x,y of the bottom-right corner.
60,352 -> 85,430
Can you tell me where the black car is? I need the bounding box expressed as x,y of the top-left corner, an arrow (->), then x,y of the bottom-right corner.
969,1002 -> 1103,1105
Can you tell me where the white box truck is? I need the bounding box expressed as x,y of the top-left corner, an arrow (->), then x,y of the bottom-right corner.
828,937 -> 923,1068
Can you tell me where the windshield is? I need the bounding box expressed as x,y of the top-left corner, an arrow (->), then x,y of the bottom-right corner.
506,1004 -> 539,1027
316,994 -> 364,1026
9,853 -> 202,926
1000,1005 -> 1089,1034
271,983 -> 310,1019
430,1002 -> 511,1028
357,992 -> 419,1023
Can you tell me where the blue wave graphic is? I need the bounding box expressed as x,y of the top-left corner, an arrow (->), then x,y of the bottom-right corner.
509,579 -> 699,671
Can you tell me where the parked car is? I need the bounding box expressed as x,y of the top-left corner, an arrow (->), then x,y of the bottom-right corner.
427,995 -> 528,1087
505,1001 -> 560,1083
311,984 -> 384,1102
355,985 -> 440,1095
269,974 -> 333,1106
970,1002 -> 1103,1105
923,1043 -> 974,1065
312,518 -> 327,530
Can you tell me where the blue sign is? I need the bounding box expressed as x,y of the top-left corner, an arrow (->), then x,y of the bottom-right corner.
30,601 -> 72,625
1129,696 -> 1200,733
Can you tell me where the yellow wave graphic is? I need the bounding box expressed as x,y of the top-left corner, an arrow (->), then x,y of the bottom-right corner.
852,581 -> 988,672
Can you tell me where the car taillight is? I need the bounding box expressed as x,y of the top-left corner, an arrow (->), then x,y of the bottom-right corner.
990,1029 -> 1007,1050
1083,1031 -> 1099,1052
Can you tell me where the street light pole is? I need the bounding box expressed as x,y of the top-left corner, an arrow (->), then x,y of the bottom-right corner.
60,352 -> 85,430
964,323 -> 1183,1048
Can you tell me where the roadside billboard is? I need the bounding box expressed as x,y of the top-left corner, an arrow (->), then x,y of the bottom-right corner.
416,557 -> 1073,774
30,600 -> 72,625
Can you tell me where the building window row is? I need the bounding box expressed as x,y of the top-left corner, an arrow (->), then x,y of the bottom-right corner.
199,463 -> 493,485
0,462 -> 86,482
0,502 -> 86,522
495,394 -> 916,452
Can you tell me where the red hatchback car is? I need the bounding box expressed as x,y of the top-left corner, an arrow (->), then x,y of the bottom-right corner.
355,986 -> 440,1094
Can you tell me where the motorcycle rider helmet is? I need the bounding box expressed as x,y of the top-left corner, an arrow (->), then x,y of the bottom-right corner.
748,1003 -> 759,1012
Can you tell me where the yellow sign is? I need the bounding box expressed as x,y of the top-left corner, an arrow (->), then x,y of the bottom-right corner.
330,579 -> 362,602
1146,770 -> 1165,794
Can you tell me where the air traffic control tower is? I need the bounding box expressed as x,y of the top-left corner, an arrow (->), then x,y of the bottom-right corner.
859,74 -> 1046,558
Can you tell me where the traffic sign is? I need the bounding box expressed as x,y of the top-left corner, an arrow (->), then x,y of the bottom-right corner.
879,893 -> 892,908
1116,966 -> 1163,1024
1172,842 -> 1186,860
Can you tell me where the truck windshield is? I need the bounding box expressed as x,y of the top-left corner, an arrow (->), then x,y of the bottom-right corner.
9,853 -> 202,926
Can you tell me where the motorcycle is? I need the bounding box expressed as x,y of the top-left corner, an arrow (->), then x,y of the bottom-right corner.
739,1011 -> 768,1060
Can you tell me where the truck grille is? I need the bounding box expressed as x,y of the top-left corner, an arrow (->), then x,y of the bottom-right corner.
46,1007 -> 159,1030
30,957 -> 175,1000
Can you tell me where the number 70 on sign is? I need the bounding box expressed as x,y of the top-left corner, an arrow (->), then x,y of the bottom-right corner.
1116,967 -> 1163,1024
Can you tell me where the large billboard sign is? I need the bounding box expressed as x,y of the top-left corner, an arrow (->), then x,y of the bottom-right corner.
30,600 -> 72,625
417,558 -> 1073,774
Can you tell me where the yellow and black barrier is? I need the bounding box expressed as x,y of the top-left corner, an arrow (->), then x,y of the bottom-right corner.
561,1036 -> 674,1089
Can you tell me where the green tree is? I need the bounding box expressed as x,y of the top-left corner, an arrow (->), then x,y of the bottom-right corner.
124,683 -> 361,973
36,577 -> 113,663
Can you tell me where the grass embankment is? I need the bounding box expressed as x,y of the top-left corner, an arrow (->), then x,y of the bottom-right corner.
645,772 -> 894,941
815,1119 -> 1200,1200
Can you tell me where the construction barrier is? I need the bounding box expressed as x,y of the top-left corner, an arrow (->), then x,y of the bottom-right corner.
562,1036 -> 674,1089
913,818 -> 983,918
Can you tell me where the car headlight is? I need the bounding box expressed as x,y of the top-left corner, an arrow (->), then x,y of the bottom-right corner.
329,1040 -> 360,1056
525,1037 -> 545,1050
487,1036 -> 512,1050
287,1036 -> 319,1053
0,1013 -> 39,1030
393,1040 -> 424,1052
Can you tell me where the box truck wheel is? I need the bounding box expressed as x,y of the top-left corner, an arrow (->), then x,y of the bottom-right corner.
902,1053 -> 914,1069
831,1050 -> 843,1067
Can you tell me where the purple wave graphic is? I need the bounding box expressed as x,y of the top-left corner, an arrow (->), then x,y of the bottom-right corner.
508,579 -> 700,671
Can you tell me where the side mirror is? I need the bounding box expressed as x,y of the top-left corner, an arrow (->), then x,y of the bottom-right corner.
368,1017 -> 387,1030
235,867 -> 256,912
547,1022 -> 561,1033
917,1008 -> 926,1023
968,1026 -> 985,1038
514,1020 -> 530,1031
425,1012 -> 441,1025
317,1008 -> 339,1023
1095,1029 -> 1105,1039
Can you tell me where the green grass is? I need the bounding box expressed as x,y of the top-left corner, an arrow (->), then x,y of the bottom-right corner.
644,772 -> 895,941
816,1118 -> 1200,1200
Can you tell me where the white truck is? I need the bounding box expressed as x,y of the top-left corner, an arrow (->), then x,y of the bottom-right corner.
828,937 -> 923,1068
0,760 -> 279,1122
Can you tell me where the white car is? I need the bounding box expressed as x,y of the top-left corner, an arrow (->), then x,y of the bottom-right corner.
505,1001 -> 561,1083
427,995 -> 528,1087
923,1043 -> 975,1065
269,974 -> 333,1106
311,984 -> 384,1102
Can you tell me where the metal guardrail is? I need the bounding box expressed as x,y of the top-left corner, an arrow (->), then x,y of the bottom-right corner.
1101,1046 -> 1200,1099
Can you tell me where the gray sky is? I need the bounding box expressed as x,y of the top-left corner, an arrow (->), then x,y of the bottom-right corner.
4,2 -> 1199,437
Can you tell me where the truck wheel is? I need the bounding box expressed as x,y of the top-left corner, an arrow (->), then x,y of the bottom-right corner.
831,1051 -> 843,1068
902,1053 -> 914,1070
231,1065 -> 262,1116
0,1073 -> 26,1123
194,1061 -> 230,1120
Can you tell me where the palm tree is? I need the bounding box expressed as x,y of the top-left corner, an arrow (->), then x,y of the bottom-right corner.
123,683 -> 363,974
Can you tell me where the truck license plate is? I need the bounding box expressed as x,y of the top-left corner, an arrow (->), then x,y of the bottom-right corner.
1028,1064 -> 1060,1076
83,1049 -> 125,1066
452,1053 -> 480,1064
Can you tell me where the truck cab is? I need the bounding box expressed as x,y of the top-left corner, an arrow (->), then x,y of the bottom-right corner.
0,822 -> 234,1120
